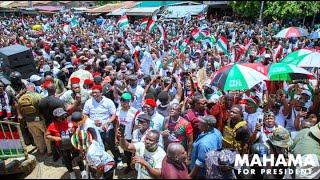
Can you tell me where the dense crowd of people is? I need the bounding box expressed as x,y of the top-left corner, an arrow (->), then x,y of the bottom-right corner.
0,10 -> 320,179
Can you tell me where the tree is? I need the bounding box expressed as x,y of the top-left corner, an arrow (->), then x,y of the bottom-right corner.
228,1 -> 262,19
229,1 -> 320,22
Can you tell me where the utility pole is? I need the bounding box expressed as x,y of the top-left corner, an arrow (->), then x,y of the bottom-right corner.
258,1 -> 264,25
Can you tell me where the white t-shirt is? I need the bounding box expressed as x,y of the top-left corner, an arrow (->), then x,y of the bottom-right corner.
244,109 -> 263,134
133,142 -> 166,179
128,85 -> 144,110
116,107 -> 137,140
275,106 -> 287,127
83,97 -> 116,132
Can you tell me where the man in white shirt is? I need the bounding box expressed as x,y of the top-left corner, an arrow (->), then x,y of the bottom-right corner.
140,98 -> 165,132
127,75 -> 144,110
243,98 -> 263,134
119,129 -> 166,179
83,84 -> 124,169
116,92 -> 138,172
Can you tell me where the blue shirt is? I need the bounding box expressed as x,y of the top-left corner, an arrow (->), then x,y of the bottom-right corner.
190,128 -> 222,178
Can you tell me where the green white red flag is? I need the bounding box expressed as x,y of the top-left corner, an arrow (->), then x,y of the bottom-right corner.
146,18 -> 157,32
141,17 -> 149,29
157,24 -> 166,42
217,36 -> 230,56
179,37 -> 190,52
191,27 -> 202,42
117,15 -> 129,29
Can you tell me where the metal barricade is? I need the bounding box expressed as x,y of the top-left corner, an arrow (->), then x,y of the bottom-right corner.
0,120 -> 28,159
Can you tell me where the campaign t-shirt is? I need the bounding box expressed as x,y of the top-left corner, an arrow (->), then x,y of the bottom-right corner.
116,107 -> 137,140
47,120 -> 73,147
134,142 -> 166,179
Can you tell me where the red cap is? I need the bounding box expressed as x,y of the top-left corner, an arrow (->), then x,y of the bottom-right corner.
92,72 -> 101,77
84,79 -> 93,85
42,80 -> 53,89
71,44 -> 77,52
44,44 -> 50,50
144,98 -> 157,108
70,77 -> 80,84
91,84 -> 103,91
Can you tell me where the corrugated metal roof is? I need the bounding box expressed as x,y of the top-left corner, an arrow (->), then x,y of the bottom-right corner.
86,1 -> 137,13
126,7 -> 160,16
0,1 -> 14,8
163,4 -> 208,18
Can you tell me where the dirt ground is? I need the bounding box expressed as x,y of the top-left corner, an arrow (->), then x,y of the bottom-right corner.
23,146 -> 136,179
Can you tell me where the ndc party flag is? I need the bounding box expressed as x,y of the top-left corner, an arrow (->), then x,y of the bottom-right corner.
191,27 -> 202,42
217,36 -> 231,57
141,17 -> 149,29
0,130 -> 25,158
157,24 -> 166,42
117,15 -> 129,30
179,37 -> 190,53
146,18 -> 157,32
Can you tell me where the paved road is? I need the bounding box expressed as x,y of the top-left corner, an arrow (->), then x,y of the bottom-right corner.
24,147 -> 136,179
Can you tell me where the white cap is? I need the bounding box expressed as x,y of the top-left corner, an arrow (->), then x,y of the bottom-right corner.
29,75 -> 42,82
208,94 -> 220,104
301,90 -> 312,97
265,54 -> 271,58
53,61 -> 60,69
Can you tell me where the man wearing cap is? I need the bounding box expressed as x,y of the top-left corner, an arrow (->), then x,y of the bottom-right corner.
249,111 -> 280,145
189,115 -> 222,179
264,127 -> 293,179
60,77 -> 90,113
46,108 -> 87,179
140,98 -> 165,132
243,97 -> 263,134
291,122 -> 320,179
300,89 -> 313,110
83,84 -> 124,169
29,74 -> 43,94
115,91 -> 138,172
67,64 -> 93,90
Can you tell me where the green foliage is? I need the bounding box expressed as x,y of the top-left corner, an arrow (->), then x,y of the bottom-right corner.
229,1 -> 261,18
229,1 -> 320,19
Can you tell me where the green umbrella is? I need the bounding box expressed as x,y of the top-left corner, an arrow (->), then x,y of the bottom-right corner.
268,63 -> 315,81
281,49 -> 320,67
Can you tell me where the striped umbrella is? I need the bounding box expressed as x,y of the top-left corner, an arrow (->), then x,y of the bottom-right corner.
268,63 -> 315,81
211,63 -> 268,91
309,29 -> 320,39
281,50 -> 320,67
275,27 -> 309,38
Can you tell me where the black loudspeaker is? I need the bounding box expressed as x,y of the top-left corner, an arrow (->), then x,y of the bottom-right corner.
0,44 -> 37,79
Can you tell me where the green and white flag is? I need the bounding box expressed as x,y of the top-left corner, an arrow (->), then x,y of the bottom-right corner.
70,16 -> 79,28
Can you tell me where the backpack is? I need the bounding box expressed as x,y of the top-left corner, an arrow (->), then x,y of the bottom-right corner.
18,93 -> 37,116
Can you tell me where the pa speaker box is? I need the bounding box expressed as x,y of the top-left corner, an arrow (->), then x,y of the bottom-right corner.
0,44 -> 37,79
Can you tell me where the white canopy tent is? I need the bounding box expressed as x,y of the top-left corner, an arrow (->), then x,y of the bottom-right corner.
163,4 -> 208,19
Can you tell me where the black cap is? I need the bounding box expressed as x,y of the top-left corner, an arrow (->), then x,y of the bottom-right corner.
71,111 -> 83,122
